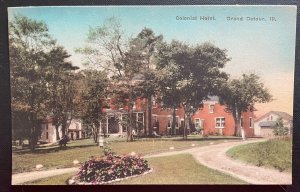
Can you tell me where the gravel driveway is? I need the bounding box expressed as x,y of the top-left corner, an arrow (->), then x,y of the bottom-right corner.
146,139 -> 292,184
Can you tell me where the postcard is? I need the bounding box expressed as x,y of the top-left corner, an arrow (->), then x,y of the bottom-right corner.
8,5 -> 296,185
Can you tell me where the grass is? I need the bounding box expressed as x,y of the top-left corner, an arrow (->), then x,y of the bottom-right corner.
226,137 -> 292,172
24,154 -> 247,185
13,136 -> 240,174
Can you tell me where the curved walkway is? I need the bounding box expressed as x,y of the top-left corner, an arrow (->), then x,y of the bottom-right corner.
12,138 -> 291,185
145,139 -> 291,184
12,167 -> 79,185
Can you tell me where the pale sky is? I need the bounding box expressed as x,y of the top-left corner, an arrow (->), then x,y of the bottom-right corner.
8,5 -> 297,117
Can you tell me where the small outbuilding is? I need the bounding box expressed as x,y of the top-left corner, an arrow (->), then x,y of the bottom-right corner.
254,111 -> 293,137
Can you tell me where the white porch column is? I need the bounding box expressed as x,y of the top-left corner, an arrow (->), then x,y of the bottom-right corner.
106,116 -> 109,134
100,121 -> 102,134
119,114 -> 123,134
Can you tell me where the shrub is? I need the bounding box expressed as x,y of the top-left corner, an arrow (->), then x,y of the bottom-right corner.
273,118 -> 289,136
74,152 -> 150,184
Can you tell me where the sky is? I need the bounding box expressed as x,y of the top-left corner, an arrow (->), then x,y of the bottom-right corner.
8,5 -> 297,117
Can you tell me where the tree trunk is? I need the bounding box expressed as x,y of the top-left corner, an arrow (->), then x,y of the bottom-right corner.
233,108 -> 245,140
185,114 -> 190,140
183,106 -> 190,140
30,122 -> 39,151
147,96 -> 152,136
171,107 -> 176,135
29,114 -> 38,151
55,125 -> 60,140
61,120 -> 67,137
233,114 -> 238,136
127,107 -> 133,142
92,121 -> 100,143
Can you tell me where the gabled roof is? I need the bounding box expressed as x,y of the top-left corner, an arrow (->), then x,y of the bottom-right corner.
207,96 -> 219,102
258,121 -> 277,127
204,96 -> 219,102
255,111 -> 292,122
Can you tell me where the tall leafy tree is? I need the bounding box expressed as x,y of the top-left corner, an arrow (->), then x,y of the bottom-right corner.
157,41 -> 230,139
78,70 -> 108,143
126,28 -> 163,136
219,73 -> 273,139
9,15 -> 56,150
75,17 -> 127,78
76,17 -> 136,141
46,46 -> 80,139
77,18 -> 163,141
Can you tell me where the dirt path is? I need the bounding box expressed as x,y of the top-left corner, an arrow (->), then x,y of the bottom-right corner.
12,138 -> 291,185
145,139 -> 292,184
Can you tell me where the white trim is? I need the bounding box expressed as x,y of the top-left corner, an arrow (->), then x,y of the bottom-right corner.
215,117 -> 225,128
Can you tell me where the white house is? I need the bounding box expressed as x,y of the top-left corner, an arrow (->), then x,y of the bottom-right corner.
39,117 -> 83,143
254,111 -> 293,137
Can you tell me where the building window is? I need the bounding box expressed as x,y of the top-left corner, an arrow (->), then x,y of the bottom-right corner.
209,104 -> 215,113
46,132 -> 49,139
136,112 -> 144,130
249,117 -> 253,128
240,117 -> 243,128
167,116 -> 172,128
121,114 -> 128,132
216,117 -> 225,128
153,115 -> 158,128
175,116 -> 179,128
195,119 -> 201,129
152,96 -> 156,106
180,119 -> 184,128
106,97 -> 111,109
133,102 -> 136,109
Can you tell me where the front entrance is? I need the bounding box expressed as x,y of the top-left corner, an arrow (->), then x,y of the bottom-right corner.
108,116 -> 119,134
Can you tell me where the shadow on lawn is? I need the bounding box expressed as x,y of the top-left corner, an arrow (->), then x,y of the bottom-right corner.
13,143 -> 98,154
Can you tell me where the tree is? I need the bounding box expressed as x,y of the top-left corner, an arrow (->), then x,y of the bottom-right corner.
126,28 -> 163,136
9,15 -> 57,150
76,17 -> 137,141
78,70 -> 109,143
157,41 -> 230,139
77,18 -> 163,141
75,17 -> 127,78
273,118 -> 289,136
219,73 -> 273,139
46,46 -> 80,140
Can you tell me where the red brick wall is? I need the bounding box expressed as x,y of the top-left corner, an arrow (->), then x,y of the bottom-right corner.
152,103 -> 255,137
152,107 -> 185,135
103,97 -> 255,137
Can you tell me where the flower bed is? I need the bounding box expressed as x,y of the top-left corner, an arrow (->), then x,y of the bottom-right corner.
70,151 -> 151,185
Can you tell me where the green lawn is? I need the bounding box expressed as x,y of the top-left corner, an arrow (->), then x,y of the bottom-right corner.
226,137 -> 292,172
13,136 -> 240,174
24,154 -> 247,185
